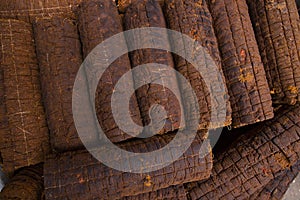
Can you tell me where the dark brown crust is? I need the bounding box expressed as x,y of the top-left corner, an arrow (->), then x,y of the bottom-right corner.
0,19 -> 50,176
186,104 -> 300,199
0,164 -> 44,200
44,131 -> 212,200
117,0 -> 164,13
207,0 -> 274,127
124,0 -> 184,134
77,0 -> 142,142
121,185 -> 187,200
247,0 -> 300,105
250,161 -> 300,200
164,0 -> 232,129
33,16 -> 94,152
0,0 -> 83,22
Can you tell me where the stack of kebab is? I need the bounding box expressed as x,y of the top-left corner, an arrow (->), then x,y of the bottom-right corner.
0,0 -> 299,199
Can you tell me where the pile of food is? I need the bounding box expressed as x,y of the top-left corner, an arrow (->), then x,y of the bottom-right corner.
0,0 -> 299,199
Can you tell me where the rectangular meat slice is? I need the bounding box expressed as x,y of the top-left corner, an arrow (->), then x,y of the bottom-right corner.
0,164 -> 43,200
186,104 -> 300,199
0,19 -> 50,177
124,0 -> 184,135
207,0 -> 274,127
247,0 -> 300,105
164,0 -> 232,129
33,16 -> 97,152
77,0 -> 143,142
44,131 -> 212,200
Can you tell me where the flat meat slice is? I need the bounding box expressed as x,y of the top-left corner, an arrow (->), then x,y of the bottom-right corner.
34,16 -> 97,152
77,0 -> 143,142
207,0 -> 274,127
186,104 -> 300,199
124,0 -> 184,135
44,131 -> 212,200
0,19 -> 49,176
247,0 -> 300,105
164,0 -> 232,129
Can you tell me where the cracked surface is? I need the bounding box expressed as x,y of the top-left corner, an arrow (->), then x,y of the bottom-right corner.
250,161 -> 300,200
247,0 -> 300,105
33,16 -> 94,152
0,19 -> 49,177
121,184 -> 187,200
124,0 -> 183,135
0,0 -> 83,22
44,131 -> 212,200
77,0 -> 143,143
186,104 -> 300,199
164,0 -> 232,129
117,0 -> 164,13
207,0 -> 274,128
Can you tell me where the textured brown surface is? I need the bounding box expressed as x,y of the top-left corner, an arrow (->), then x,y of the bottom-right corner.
117,0 -> 164,12
77,0 -> 142,143
0,19 -> 50,177
207,0 -> 274,128
250,161 -> 300,200
124,0 -> 184,135
0,164 -> 44,200
247,0 -> 300,105
164,0 -> 232,129
186,104 -> 300,199
0,0 -> 83,22
33,16 -> 95,152
44,131 -> 212,200
121,185 -> 187,200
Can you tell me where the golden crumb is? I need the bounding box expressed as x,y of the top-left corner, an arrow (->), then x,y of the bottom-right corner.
288,86 -> 298,94
144,175 -> 152,187
239,73 -> 254,83
274,152 -> 291,169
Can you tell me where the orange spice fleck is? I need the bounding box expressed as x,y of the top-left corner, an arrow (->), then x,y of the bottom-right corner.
274,152 -> 291,169
144,175 -> 152,187
288,86 -> 298,94
240,49 -> 246,63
